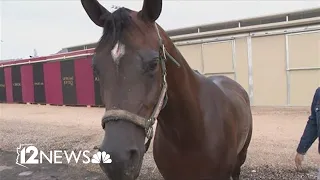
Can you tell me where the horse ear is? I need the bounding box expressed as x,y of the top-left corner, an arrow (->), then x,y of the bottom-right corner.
139,0 -> 162,22
81,0 -> 111,27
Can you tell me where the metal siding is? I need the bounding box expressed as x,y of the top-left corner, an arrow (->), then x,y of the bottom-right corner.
287,31 -> 320,106
251,35 -> 287,106
202,41 -> 234,74
289,70 -> 319,106
235,38 -> 249,94
176,44 -> 203,72
288,31 -> 320,69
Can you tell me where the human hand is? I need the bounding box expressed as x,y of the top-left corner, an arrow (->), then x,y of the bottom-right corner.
294,152 -> 304,171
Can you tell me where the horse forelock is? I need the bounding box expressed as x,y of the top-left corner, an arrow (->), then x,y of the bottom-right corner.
95,7 -> 150,65
96,7 -> 129,49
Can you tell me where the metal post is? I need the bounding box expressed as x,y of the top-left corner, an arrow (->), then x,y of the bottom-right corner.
232,39 -> 237,81
247,36 -> 254,104
200,43 -> 205,73
285,34 -> 290,106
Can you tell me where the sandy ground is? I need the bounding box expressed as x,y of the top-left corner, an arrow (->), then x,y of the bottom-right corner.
0,104 -> 320,180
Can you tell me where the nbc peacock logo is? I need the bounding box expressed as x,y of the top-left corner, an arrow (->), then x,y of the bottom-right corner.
91,151 -> 112,164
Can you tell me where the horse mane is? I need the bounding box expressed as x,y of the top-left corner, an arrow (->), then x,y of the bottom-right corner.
95,7 -> 134,52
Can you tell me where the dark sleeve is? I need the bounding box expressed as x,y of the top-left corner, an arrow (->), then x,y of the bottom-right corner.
296,87 -> 320,155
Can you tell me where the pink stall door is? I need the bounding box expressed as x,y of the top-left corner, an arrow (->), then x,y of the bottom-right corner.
74,58 -> 95,105
43,61 -> 63,105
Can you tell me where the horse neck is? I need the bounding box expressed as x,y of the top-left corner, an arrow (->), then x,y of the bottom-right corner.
157,36 -> 204,148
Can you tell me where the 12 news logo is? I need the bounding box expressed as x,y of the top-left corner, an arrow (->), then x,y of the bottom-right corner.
16,144 -> 112,168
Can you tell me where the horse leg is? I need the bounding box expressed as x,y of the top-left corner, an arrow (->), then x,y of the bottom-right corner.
232,124 -> 252,180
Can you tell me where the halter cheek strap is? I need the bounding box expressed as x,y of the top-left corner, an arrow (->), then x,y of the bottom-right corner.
143,24 -> 181,152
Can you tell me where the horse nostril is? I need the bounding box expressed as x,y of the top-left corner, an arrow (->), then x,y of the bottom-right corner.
128,148 -> 139,162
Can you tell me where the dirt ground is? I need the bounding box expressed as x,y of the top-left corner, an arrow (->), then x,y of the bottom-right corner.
0,104 -> 319,180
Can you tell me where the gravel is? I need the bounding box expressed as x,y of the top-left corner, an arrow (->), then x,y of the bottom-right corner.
0,104 -> 319,180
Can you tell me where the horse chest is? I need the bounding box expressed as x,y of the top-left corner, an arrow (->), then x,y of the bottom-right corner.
153,137 -> 231,180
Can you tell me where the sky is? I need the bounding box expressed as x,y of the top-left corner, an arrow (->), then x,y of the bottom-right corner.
1,0 -> 320,60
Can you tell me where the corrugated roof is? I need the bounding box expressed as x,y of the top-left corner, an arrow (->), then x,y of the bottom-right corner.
1,49 -> 95,67
166,7 -> 320,36
62,7 -> 320,52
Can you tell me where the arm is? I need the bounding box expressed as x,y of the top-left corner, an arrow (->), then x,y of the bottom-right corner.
296,87 -> 320,155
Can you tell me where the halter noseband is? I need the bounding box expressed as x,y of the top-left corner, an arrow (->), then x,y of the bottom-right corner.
101,23 -> 180,153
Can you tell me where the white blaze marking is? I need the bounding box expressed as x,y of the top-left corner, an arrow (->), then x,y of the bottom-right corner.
111,41 -> 125,64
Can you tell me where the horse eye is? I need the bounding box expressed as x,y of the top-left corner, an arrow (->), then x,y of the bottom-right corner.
147,60 -> 158,72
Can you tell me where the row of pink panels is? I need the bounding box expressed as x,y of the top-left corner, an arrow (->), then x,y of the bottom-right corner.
0,57 -> 103,106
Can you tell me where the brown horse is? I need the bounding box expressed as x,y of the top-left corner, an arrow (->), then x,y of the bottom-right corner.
80,0 -> 253,179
